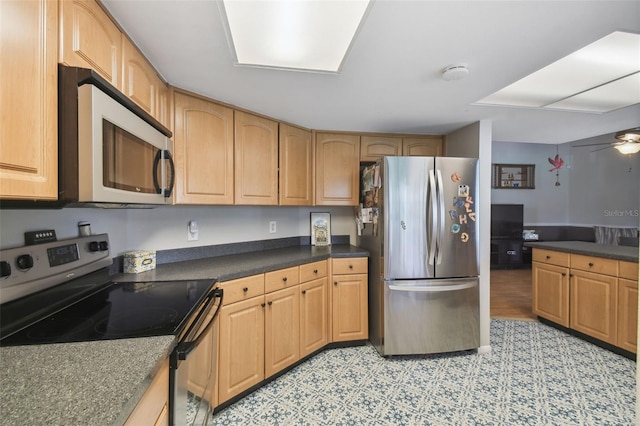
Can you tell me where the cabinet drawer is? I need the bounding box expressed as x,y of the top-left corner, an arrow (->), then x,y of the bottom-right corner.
300,260 -> 328,282
571,254 -> 618,276
619,261 -> 639,280
332,257 -> 368,275
220,274 -> 265,305
265,266 -> 299,293
532,249 -> 569,267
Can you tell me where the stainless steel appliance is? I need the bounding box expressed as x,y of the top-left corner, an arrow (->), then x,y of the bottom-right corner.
3,65 -> 175,208
0,234 -> 221,425
357,156 -> 480,356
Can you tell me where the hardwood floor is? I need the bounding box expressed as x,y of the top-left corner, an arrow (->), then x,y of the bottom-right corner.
490,267 -> 537,321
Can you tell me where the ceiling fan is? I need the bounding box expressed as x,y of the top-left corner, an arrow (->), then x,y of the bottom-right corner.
572,127 -> 640,154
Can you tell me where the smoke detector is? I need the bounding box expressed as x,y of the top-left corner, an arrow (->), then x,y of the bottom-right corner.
442,63 -> 469,81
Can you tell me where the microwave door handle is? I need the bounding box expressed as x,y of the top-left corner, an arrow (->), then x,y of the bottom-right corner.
163,150 -> 175,197
152,149 -> 175,197
175,288 -> 224,361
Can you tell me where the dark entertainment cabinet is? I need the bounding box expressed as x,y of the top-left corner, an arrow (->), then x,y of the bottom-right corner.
490,204 -> 526,269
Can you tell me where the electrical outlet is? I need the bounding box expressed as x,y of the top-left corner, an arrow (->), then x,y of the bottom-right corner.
188,220 -> 199,241
269,221 -> 277,234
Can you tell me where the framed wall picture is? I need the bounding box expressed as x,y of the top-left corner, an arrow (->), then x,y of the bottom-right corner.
310,212 -> 331,246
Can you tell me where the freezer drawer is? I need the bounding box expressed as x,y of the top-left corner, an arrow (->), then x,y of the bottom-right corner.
383,278 -> 479,355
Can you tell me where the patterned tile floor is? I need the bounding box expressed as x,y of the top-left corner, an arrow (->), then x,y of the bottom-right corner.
209,320 -> 636,425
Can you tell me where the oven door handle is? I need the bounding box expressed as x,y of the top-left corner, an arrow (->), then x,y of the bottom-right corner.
174,288 -> 223,361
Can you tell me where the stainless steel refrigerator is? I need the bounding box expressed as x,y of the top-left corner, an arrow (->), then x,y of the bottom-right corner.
357,156 -> 480,356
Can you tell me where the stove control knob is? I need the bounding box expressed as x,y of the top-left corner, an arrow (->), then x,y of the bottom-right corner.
16,254 -> 34,271
89,241 -> 109,252
0,261 -> 11,277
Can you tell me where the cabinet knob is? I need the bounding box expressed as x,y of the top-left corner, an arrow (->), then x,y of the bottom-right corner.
562,272 -> 566,276
302,290 -> 307,295
268,301 -> 273,306
569,274 -> 574,278
313,269 -> 318,274
588,262 -> 594,267
282,277 -> 288,282
243,287 -> 248,292
349,264 -> 353,269
261,303 -> 266,308
334,281 -> 338,286
546,255 -> 551,259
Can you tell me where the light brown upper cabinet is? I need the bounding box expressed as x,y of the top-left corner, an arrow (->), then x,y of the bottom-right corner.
279,124 -> 313,206
360,135 -> 443,162
315,132 -> 360,206
234,111 -> 279,205
360,136 -> 402,162
59,0 -> 122,89
402,136 -> 443,157
122,37 -> 170,130
173,91 -> 234,205
1,0 -> 58,200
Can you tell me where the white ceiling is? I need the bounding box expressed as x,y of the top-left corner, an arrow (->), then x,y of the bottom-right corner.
101,0 -> 640,145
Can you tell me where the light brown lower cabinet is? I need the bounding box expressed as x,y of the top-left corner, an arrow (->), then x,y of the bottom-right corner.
570,270 -> 618,345
124,360 -> 169,426
532,248 -> 638,353
264,286 -> 300,377
331,258 -> 369,342
300,277 -> 329,357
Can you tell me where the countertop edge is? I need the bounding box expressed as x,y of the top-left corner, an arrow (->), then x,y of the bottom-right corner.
525,241 -> 639,262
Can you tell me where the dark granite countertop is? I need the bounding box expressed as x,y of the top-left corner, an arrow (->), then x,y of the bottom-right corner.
114,244 -> 369,283
524,241 -> 639,262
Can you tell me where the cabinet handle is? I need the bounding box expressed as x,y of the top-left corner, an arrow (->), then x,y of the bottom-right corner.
313,269 -> 318,274
334,281 -> 338,286
546,255 -> 551,259
588,262 -> 594,267
261,303 -> 266,308
349,264 -> 353,269
569,274 -> 574,278
562,273 -> 566,276
243,287 -> 248,293
283,277 -> 288,282
268,301 -> 273,306
302,290 -> 307,295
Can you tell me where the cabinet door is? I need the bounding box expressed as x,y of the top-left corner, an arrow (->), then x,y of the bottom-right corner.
59,0 -> 121,89
0,0 -> 58,200
360,136 -> 401,162
173,92 -> 234,204
618,278 -> 638,353
234,111 -> 278,205
402,136 -> 442,156
279,124 -> 312,206
570,270 -> 618,345
124,360 -> 169,426
300,277 -> 328,357
332,273 -> 368,342
264,286 -> 300,377
532,262 -> 569,327
218,296 -> 265,404
122,37 -> 168,126
315,132 -> 360,206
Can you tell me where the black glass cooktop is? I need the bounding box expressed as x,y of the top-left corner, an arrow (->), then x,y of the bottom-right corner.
0,277 -> 215,346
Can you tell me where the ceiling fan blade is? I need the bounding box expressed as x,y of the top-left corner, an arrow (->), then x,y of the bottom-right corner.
572,141 -> 616,147
590,145 -> 615,152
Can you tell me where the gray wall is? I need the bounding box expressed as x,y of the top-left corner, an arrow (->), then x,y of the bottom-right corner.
0,206 -> 357,255
492,134 -> 639,228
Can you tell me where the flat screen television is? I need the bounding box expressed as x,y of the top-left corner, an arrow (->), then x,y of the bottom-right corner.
491,204 -> 523,239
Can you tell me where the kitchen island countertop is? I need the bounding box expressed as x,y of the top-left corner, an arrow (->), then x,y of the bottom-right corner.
524,241 -> 638,262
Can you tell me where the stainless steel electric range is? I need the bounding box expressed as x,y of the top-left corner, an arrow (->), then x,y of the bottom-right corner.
0,234 -> 222,426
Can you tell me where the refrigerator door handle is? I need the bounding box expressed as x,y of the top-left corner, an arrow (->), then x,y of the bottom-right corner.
428,169 -> 437,266
388,282 -> 477,292
435,168 -> 445,265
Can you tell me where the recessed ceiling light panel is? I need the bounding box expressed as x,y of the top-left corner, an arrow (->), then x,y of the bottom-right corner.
220,0 -> 371,73
476,31 -> 640,112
